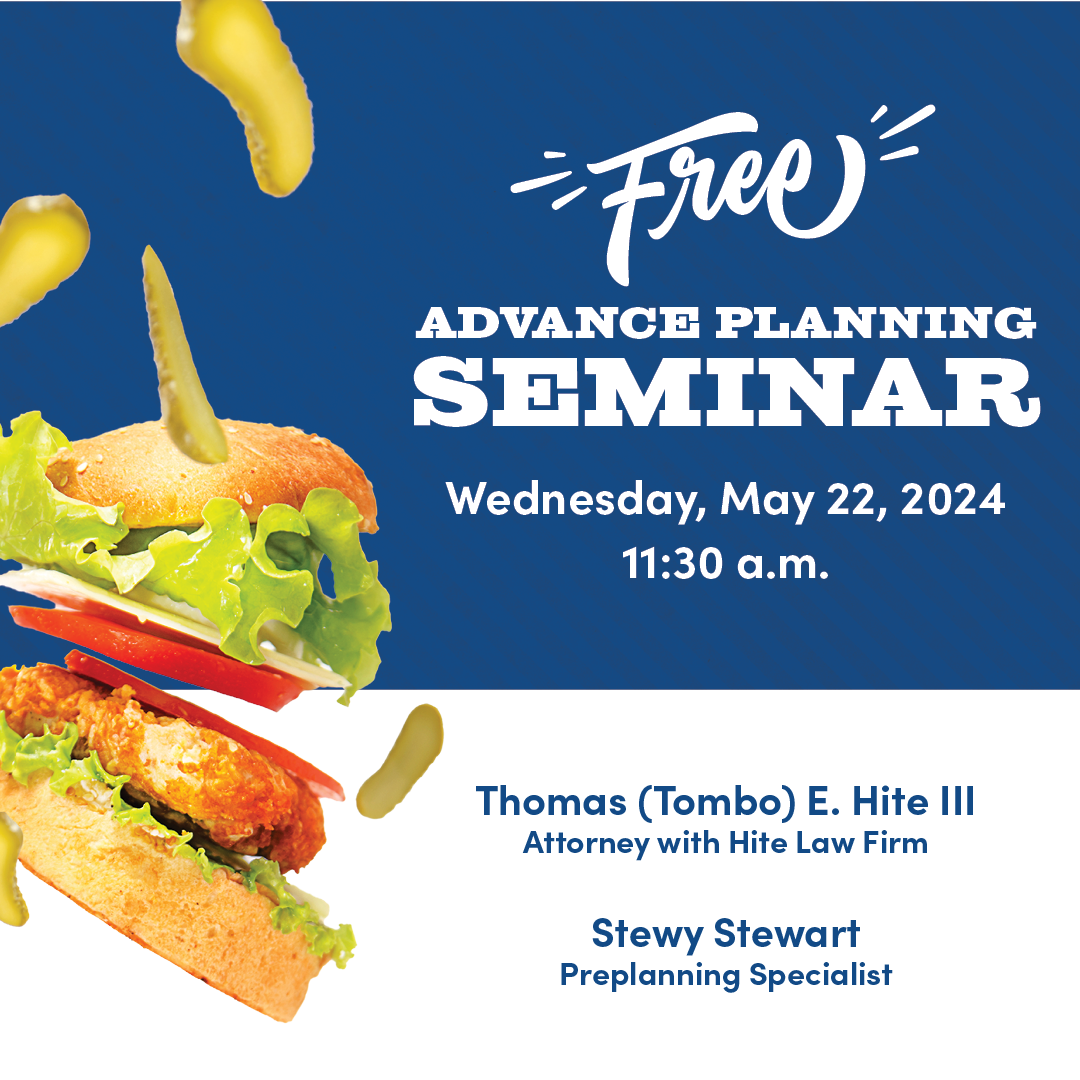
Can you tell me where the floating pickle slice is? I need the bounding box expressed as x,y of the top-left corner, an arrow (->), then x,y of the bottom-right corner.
0,195 -> 90,327
177,0 -> 314,196
0,812 -> 29,927
142,245 -> 229,464
356,704 -> 444,819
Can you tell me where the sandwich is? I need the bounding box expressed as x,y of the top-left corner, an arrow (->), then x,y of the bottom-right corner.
0,657 -> 352,1020
0,413 -> 391,1019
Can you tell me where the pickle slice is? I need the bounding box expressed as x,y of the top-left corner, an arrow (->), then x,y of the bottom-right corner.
142,246 -> 228,464
0,195 -> 90,327
0,812 -> 29,927
356,704 -> 444,819
177,0 -> 314,197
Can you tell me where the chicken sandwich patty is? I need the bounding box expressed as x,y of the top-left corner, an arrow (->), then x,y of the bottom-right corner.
0,663 -> 323,872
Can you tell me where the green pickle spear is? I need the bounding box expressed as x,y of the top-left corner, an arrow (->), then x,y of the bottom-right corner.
356,704 -> 444,819
142,245 -> 228,464
0,811 -> 29,927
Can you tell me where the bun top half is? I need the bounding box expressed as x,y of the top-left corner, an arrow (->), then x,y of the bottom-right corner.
46,420 -> 378,532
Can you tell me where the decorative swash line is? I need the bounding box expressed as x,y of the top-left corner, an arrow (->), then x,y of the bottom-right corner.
551,186 -> 587,210
874,103 -> 935,162
878,104 -> 936,140
511,153 -> 589,207
510,169 -> 573,193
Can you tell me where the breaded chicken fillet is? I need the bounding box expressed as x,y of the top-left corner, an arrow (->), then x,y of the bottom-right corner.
0,663 -> 324,872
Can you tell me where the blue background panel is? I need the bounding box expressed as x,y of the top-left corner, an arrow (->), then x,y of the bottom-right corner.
0,3 -> 1075,689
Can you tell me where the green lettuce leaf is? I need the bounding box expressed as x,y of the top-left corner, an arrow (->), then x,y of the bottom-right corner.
295,489 -> 392,704
237,858 -> 356,968
139,497 -> 252,642
106,791 -> 220,882
0,712 -> 353,958
0,413 -> 152,594
222,503 -> 315,664
138,489 -> 389,701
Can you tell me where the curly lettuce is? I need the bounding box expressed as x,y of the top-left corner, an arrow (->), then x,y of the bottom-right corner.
0,713 -> 355,965
0,413 -> 152,593
0,413 -> 390,702
237,859 -> 356,968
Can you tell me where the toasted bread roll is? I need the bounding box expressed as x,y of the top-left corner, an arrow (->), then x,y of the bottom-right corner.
45,419 -> 377,531
0,771 -> 327,1022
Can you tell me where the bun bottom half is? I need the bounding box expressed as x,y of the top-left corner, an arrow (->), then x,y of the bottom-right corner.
0,772 -> 327,1021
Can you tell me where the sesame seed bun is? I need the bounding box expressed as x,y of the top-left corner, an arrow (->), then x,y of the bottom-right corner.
45,420 -> 377,532
1,769 -> 328,1022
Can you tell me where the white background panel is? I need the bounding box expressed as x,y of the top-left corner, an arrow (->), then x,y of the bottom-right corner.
4,689 -> 1074,1076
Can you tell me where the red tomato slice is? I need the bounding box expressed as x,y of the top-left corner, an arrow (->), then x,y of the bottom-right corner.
64,650 -> 344,801
10,605 -> 303,712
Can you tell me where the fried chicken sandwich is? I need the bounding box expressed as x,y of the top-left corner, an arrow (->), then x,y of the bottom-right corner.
0,414 -> 391,1019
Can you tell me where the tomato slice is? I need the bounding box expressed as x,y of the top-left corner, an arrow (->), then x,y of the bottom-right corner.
64,650 -> 344,801
10,605 -> 304,712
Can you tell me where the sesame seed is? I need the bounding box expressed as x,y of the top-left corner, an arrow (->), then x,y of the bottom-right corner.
94,454 -> 103,463
243,492 -> 252,505
226,426 -> 237,433
76,461 -> 88,474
